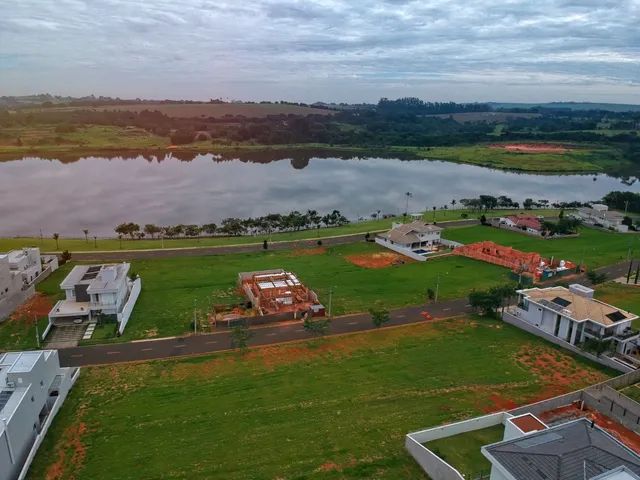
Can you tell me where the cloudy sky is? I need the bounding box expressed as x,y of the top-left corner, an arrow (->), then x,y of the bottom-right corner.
1,0 -> 639,103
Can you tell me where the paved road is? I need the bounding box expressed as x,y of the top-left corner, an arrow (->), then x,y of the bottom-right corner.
58,298 -> 471,367
56,259 -> 633,368
69,219 -> 480,261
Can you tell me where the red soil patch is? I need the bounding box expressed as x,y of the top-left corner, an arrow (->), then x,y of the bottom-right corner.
345,251 -> 412,268
45,409 -> 88,480
291,247 -> 326,256
10,293 -> 53,322
490,143 -> 571,154
484,394 -> 518,412
540,402 -> 640,454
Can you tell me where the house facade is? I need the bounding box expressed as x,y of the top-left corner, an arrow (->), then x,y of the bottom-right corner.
0,350 -> 79,480
376,221 -> 444,261
498,215 -> 543,235
47,263 -> 141,336
509,284 -> 639,355
574,204 -> 628,232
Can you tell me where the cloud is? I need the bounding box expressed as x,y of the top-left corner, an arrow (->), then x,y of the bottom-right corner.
0,0 -> 638,102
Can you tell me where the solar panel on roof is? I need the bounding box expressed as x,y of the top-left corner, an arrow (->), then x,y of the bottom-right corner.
0,390 -> 13,411
552,297 -> 572,308
607,311 -> 627,322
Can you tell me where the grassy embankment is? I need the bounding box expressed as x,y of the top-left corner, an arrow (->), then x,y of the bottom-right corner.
0,124 -> 629,173
26,318 -> 612,480
0,208 -> 564,252
412,144 -> 626,173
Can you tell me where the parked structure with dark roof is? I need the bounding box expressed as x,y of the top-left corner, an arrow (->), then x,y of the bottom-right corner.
482,419 -> 640,480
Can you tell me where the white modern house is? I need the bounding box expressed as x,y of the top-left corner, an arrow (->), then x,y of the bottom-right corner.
0,350 -> 79,480
5,249 -> 42,286
376,221 -> 444,261
508,284 -> 639,355
574,204 -> 628,232
47,263 -> 141,337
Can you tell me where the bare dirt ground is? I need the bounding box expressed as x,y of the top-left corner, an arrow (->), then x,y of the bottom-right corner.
345,251 -> 412,268
490,143 -> 572,153
10,293 -> 53,322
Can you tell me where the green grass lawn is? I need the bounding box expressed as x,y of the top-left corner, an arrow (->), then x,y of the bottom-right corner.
0,208 -> 563,252
412,143 -> 626,173
620,384 -> 640,403
444,225 -> 639,269
26,318 -> 612,480
0,242 -> 510,347
425,424 -> 504,477
595,282 -> 640,328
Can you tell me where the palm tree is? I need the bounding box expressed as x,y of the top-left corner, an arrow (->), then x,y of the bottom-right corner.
451,199 -> 456,210
52,233 -> 59,250
82,229 -> 89,243
404,192 -> 412,219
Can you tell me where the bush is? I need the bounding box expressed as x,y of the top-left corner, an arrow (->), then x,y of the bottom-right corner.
59,250 -> 72,265
317,239 -> 322,246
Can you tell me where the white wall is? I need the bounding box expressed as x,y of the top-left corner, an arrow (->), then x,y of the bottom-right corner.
374,238 -> 427,261
117,277 -> 141,334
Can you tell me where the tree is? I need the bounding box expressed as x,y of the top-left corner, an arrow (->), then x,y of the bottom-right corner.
231,324 -> 251,352
52,233 -> 60,250
201,223 -> 217,236
468,285 -> 514,317
426,288 -> 435,302
523,198 -> 535,210
144,224 -> 162,239
303,316 -> 330,336
263,239 -> 268,250
60,250 -> 72,265
369,308 -> 390,328
480,214 -> 487,225
451,199 -> 456,210
184,225 -> 201,237
587,270 -> 608,285
82,229 -> 89,243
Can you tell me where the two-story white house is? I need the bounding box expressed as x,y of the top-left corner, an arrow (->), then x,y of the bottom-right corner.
5,248 -> 42,286
376,221 -> 444,261
0,350 -> 78,480
509,284 -> 639,355
574,204 -> 628,232
47,263 -> 141,337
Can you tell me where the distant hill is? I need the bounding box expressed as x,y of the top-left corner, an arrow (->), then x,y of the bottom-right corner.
489,101 -> 640,112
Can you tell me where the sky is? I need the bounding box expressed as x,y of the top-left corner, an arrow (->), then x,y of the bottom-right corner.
1,0 -> 639,104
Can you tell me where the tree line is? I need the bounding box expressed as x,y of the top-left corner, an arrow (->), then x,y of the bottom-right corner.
113,209 -> 349,239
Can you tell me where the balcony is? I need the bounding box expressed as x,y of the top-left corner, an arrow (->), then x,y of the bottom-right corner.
583,328 -> 613,340
615,328 -> 640,341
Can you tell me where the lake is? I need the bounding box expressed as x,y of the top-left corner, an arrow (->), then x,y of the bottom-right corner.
0,153 -> 638,237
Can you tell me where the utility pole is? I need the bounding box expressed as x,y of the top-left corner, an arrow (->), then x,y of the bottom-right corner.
193,299 -> 197,335
627,260 -> 633,284
161,234 -> 165,249
624,200 -> 629,216
93,236 -> 97,248
328,287 -> 333,320
34,315 -> 40,348
434,273 -> 440,303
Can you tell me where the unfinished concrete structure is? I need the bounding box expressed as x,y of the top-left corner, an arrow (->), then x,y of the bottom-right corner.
454,241 -> 576,281
238,269 -> 324,317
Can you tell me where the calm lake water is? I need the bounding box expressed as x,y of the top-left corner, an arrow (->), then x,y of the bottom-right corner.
0,153 -> 638,237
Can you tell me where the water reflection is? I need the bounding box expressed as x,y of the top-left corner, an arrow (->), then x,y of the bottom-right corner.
0,153 -> 637,237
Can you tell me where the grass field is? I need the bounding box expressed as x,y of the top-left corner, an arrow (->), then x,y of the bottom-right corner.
595,282 -> 640,328
444,225 -> 639,269
23,102 -> 336,118
425,424 -> 504,477
26,318 -> 612,480
0,209 -> 563,252
0,242 -> 510,347
413,143 -> 626,172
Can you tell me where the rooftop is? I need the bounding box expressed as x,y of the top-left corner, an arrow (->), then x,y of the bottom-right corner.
381,220 -> 442,244
483,419 -> 640,480
49,300 -> 91,317
60,263 -> 130,292
506,215 -> 543,231
510,413 -> 547,433
520,286 -> 638,327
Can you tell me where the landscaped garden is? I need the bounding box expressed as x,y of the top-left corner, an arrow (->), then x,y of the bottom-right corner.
27,318 -> 613,480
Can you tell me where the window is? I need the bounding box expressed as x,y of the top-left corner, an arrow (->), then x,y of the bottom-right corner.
31,396 -> 34,402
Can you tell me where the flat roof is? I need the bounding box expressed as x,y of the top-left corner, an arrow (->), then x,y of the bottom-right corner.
484,419 -> 640,480
49,300 -> 91,317
520,286 -> 638,327
510,413 -> 547,433
61,263 -> 129,292
7,351 -> 42,373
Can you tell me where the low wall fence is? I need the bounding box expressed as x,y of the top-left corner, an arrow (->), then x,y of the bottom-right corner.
502,312 -> 632,373
405,412 -> 507,480
215,310 -> 297,329
117,278 -> 142,335
0,285 -> 35,322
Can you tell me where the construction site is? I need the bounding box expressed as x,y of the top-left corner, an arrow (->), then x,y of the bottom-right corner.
454,241 -> 578,282
238,269 -> 325,317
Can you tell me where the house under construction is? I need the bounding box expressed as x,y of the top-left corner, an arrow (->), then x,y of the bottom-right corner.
238,269 -> 324,317
454,241 -> 577,281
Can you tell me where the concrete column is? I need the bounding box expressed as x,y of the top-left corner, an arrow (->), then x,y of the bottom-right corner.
570,321 -> 579,345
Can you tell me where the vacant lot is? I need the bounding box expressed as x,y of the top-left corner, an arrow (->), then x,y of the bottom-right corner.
444,225 -> 637,269
0,243 -> 509,347
27,318 -> 611,480
28,102 -> 335,118
414,143 -> 624,172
